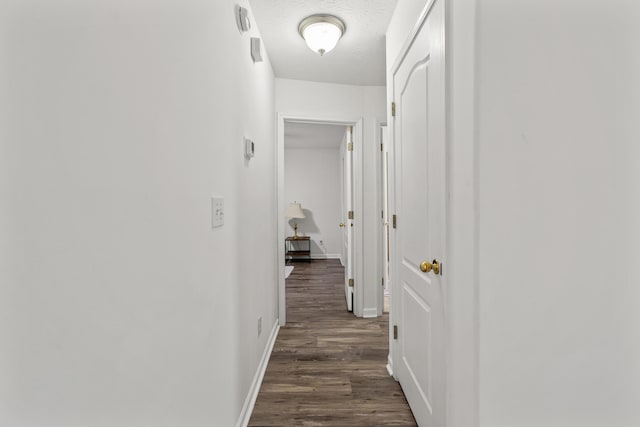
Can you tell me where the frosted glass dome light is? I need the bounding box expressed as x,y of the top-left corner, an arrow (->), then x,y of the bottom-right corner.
298,15 -> 346,56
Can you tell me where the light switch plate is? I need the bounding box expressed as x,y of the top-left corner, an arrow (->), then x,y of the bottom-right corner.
244,137 -> 255,158
212,197 -> 224,228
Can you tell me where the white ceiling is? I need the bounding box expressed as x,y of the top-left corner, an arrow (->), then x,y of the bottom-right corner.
284,122 -> 347,149
248,0 -> 397,86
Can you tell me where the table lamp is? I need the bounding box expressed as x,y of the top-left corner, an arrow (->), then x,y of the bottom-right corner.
285,202 -> 305,239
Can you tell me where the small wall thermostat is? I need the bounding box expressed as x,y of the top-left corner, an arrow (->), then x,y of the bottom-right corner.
244,137 -> 255,159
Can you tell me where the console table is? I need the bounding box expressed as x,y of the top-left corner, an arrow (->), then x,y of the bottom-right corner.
285,236 -> 311,263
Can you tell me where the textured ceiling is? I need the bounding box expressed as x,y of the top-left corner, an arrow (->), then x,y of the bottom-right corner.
248,0 -> 397,86
284,122 -> 347,149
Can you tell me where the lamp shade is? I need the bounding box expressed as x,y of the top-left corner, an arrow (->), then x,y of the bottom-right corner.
298,15 -> 346,56
285,202 -> 305,219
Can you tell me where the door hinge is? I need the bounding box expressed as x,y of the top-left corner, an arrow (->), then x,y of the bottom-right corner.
380,143 -> 383,152
348,278 -> 354,287
391,102 -> 396,117
347,142 -> 353,151
381,277 -> 385,287
381,210 -> 384,219
392,214 -> 397,229
348,210 -> 354,219
393,325 -> 398,340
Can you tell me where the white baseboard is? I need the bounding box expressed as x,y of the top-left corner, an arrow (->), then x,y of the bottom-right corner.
387,354 -> 395,378
236,320 -> 280,427
309,253 -> 341,260
286,253 -> 341,261
362,307 -> 378,318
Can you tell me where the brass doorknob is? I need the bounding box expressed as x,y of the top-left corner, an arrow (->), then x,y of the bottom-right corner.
339,223 -> 345,228
420,259 -> 441,275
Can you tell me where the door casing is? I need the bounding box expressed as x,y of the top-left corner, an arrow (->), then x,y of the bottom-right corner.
340,127 -> 354,311
276,114 -> 365,324
378,124 -> 389,318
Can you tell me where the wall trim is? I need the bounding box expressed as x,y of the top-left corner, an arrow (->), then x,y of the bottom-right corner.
285,253 -> 341,260
387,354 -> 395,378
236,320 -> 280,427
310,253 -> 341,260
276,114 -> 365,325
362,307 -> 378,318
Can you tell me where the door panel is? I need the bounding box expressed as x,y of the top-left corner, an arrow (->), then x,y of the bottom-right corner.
402,281 -> 432,408
392,0 -> 446,425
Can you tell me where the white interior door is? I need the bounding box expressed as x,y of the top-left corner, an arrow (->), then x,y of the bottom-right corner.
340,133 -> 346,267
380,126 -> 390,306
341,127 -> 354,311
392,0 -> 446,425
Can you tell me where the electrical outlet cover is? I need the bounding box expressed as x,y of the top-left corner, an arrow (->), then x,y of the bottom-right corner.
244,137 -> 255,158
211,197 -> 224,228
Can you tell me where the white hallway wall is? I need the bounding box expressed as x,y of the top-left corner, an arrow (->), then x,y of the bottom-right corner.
475,1 -> 640,426
388,0 -> 640,426
284,147 -> 342,258
276,78 -> 386,317
0,0 -> 277,426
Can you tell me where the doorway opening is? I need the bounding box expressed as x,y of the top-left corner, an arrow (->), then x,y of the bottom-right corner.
276,115 -> 364,325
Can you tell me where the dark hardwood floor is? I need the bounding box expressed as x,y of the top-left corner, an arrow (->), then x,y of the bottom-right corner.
249,259 -> 416,426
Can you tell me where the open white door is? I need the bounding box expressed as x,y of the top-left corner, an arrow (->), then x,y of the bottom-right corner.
380,125 -> 390,312
391,0 -> 446,425
340,127 -> 354,311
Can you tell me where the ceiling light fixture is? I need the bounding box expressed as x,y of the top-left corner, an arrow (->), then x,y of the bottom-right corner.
298,14 -> 346,56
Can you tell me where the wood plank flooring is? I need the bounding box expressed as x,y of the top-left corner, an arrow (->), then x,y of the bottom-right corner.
249,259 -> 416,426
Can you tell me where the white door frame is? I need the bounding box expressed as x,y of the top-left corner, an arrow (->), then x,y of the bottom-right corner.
341,126 -> 354,312
377,124 -> 389,317
276,114 -> 365,324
